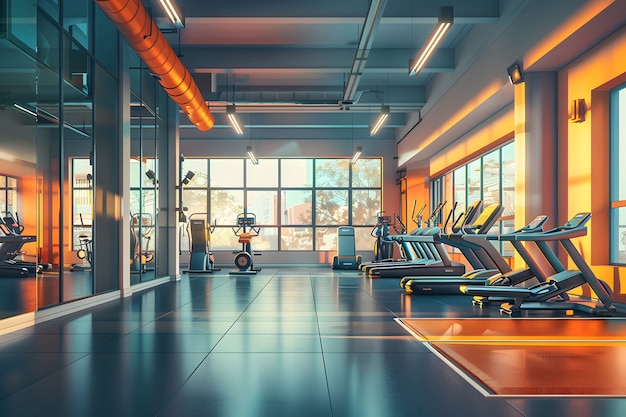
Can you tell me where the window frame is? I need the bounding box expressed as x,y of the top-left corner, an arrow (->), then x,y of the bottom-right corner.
183,157 -> 383,251
430,141 -> 514,256
610,83 -> 626,265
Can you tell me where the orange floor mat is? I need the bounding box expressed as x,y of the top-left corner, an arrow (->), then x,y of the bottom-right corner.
397,318 -> 626,397
399,317 -> 626,343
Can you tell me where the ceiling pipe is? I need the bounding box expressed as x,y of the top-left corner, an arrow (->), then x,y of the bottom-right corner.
94,0 -> 214,131
343,0 -> 389,103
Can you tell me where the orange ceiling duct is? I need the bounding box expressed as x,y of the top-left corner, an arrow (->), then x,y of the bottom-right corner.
94,0 -> 214,131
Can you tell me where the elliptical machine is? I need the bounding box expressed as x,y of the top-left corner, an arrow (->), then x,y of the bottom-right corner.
230,212 -> 261,275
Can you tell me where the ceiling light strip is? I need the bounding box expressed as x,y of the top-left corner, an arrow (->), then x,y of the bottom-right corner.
246,146 -> 259,165
227,105 -> 244,134
409,6 -> 453,76
370,105 -> 390,135
351,146 -> 363,164
159,0 -> 183,26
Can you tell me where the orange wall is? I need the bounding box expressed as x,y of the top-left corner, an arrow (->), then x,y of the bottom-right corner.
405,165 -> 430,228
558,25 -> 626,302
430,106 -> 514,178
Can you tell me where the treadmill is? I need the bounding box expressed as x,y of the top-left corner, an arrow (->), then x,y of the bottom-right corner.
401,213 -> 548,295
0,234 -> 32,277
460,212 -> 615,316
397,203 -> 503,289
367,200 -> 482,278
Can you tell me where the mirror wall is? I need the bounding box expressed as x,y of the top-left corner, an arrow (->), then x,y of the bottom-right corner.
0,0 -> 174,321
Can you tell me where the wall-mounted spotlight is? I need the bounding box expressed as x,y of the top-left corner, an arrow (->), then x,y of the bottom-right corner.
178,169 -> 194,222
181,170 -> 195,186
370,105 -> 390,136
227,104 -> 244,135
409,6 -> 453,76
351,146 -> 363,164
507,63 -> 524,84
146,169 -> 158,185
246,146 -> 259,165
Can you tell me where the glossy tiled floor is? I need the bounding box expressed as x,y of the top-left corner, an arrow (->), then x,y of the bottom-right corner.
1,268 -> 626,416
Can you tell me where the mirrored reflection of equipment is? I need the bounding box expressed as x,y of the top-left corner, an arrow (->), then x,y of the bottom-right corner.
184,213 -> 220,274
230,212 -> 261,275
71,213 -> 93,272
130,212 -> 155,272
332,226 -> 362,270
0,212 -> 38,277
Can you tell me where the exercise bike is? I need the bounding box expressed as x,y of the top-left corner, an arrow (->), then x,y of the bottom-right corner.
183,213 -> 220,273
71,213 -> 92,272
230,212 -> 261,275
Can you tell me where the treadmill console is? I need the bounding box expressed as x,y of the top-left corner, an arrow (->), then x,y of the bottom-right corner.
562,212 -> 591,229
519,215 -> 548,233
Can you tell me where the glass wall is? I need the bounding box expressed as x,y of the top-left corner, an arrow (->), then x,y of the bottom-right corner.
431,141 -> 515,255
179,157 -> 383,254
129,63 -> 164,284
0,0 -> 39,318
610,83 -> 626,264
0,0 -> 134,320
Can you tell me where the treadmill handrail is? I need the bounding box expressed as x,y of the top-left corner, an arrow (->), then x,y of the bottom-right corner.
499,212 -> 590,242
391,228 -> 440,243
500,226 -> 587,241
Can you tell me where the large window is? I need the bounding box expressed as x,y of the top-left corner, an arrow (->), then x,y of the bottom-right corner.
0,175 -> 18,215
180,157 -> 382,251
431,141 -> 515,255
610,84 -> 626,264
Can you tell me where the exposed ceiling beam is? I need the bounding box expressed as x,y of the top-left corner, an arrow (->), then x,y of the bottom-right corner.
180,0 -> 499,20
180,48 -> 454,75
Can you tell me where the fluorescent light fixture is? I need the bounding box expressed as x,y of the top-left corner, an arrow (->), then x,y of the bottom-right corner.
13,103 -> 37,117
246,146 -> 259,165
369,105 -> 390,136
409,6 -> 453,76
227,105 -> 244,135
159,0 -> 184,27
351,146 -> 362,164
